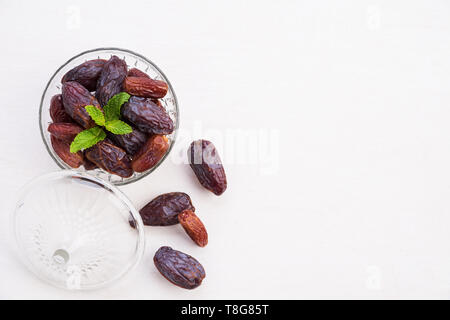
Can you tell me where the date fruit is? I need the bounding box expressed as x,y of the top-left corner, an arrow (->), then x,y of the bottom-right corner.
85,140 -> 133,178
127,68 -> 150,78
132,135 -> 169,172
188,140 -> 227,195
50,135 -> 84,168
50,94 -> 74,123
47,122 -> 83,143
61,59 -> 106,91
62,81 -> 101,128
107,126 -> 147,156
153,246 -> 205,289
178,209 -> 208,247
123,76 -> 168,99
122,96 -> 174,135
139,192 -> 195,226
96,55 -> 127,106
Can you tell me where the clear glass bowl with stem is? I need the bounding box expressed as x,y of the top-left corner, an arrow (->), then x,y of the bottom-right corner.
39,48 -> 179,186
13,171 -> 146,290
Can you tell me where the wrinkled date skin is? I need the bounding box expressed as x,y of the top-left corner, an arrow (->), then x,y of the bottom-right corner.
153,246 -> 205,289
127,68 -> 150,78
62,81 -> 101,128
85,140 -> 133,178
139,192 -> 195,226
122,96 -> 174,135
50,94 -> 74,123
96,55 -> 127,106
47,122 -> 83,143
178,209 -> 208,247
132,135 -> 169,172
188,140 -> 227,195
50,135 -> 84,168
61,59 -> 106,91
107,126 -> 147,156
123,76 -> 168,99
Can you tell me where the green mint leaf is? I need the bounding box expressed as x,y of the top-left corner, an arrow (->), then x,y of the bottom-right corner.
104,92 -> 130,122
85,105 -> 105,126
70,126 -> 106,153
105,120 -> 133,135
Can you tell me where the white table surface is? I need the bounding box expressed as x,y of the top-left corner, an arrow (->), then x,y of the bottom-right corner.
1,0 -> 450,299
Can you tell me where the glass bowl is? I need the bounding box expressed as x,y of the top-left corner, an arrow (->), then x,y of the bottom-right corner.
13,171 -> 145,290
39,48 -> 179,185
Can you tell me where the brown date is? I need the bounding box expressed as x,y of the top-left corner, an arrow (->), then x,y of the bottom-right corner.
50,135 -> 83,168
188,140 -> 227,195
132,135 -> 168,172
61,59 -> 106,91
122,96 -> 174,135
62,81 -> 101,128
83,157 -> 98,170
152,99 -> 163,108
127,68 -> 150,78
123,76 -> 168,99
107,126 -> 147,156
49,94 -> 74,123
47,122 -> 83,143
139,192 -> 195,226
153,246 -> 205,289
85,140 -> 133,178
178,209 -> 208,247
96,56 -> 127,106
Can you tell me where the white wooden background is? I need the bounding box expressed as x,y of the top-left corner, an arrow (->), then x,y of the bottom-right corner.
1,0 -> 450,299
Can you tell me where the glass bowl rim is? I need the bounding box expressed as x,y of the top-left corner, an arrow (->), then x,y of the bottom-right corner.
12,170 -> 146,291
39,47 -> 179,186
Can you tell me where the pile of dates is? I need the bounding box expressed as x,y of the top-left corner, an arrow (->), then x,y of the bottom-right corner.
47,55 -> 174,178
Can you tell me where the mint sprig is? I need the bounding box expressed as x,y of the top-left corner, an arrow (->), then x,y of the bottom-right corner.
85,105 -> 105,126
104,92 -> 131,122
70,127 -> 106,153
105,119 -> 132,134
69,92 -> 132,153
